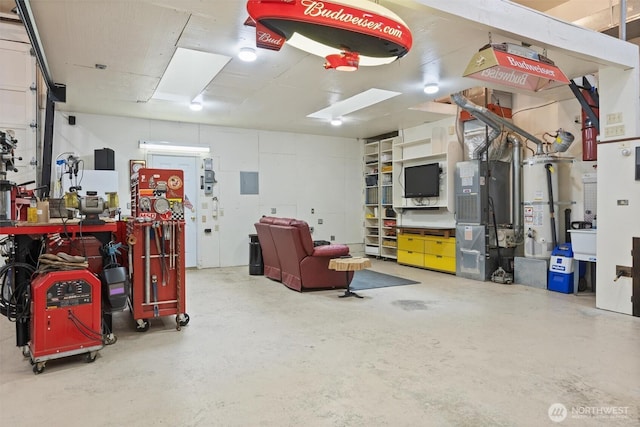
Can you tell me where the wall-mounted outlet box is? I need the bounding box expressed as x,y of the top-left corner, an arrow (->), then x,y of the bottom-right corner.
606,112 -> 623,124
604,124 -> 625,137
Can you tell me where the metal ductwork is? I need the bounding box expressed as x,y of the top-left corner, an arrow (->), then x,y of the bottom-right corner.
451,92 -> 502,159
451,92 -> 546,156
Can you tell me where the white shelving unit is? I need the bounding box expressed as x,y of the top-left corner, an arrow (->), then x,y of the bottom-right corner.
379,138 -> 397,259
364,136 -> 399,259
364,140 -> 380,256
392,137 -> 462,213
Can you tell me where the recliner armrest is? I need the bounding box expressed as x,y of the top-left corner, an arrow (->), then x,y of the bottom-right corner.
311,244 -> 350,257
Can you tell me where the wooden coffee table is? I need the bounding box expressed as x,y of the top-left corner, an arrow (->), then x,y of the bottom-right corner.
328,257 -> 372,298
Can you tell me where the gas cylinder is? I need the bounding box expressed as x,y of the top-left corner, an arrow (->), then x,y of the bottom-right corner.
582,118 -> 597,161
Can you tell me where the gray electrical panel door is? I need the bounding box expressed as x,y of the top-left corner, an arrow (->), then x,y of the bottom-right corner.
455,161 -> 486,224
455,160 -> 510,225
456,224 -> 496,280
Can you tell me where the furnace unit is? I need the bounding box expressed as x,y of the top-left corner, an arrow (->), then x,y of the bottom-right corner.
455,159 -> 511,281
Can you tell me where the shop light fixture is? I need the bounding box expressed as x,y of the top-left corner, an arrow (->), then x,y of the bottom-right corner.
330,118 -> 343,126
189,101 -> 203,111
423,83 -> 439,95
238,47 -> 257,62
139,140 -> 210,153
463,43 -> 569,91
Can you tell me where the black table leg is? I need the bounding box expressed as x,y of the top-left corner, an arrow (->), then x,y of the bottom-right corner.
339,270 -> 363,298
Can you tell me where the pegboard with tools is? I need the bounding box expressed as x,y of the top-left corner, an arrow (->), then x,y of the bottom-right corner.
128,168 -> 188,331
131,168 -> 185,221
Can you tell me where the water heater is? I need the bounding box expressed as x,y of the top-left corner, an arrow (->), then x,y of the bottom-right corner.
522,156 -> 571,258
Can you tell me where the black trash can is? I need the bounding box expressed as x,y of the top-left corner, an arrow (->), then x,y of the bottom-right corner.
249,233 -> 264,275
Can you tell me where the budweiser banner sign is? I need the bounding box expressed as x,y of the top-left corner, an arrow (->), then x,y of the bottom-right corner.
463,46 -> 569,91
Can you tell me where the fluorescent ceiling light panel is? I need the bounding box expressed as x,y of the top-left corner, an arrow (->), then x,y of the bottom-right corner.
152,47 -> 231,102
139,140 -> 210,153
307,88 -> 401,120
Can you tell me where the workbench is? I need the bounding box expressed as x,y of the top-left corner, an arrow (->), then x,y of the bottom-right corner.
2,218 -> 118,349
2,218 -> 117,235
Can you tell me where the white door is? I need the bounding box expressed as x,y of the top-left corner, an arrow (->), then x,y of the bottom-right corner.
149,154 -> 198,268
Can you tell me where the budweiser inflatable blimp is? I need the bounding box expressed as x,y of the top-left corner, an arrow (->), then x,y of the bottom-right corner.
245,0 -> 413,70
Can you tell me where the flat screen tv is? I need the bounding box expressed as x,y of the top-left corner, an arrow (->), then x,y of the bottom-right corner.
404,163 -> 440,198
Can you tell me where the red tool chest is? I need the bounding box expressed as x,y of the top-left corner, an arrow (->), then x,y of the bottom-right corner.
128,168 -> 188,331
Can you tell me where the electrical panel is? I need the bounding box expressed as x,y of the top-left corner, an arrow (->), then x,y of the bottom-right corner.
202,158 -> 215,195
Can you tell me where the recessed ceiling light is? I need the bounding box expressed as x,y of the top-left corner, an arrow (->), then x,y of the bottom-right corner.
423,83 -> 439,95
330,118 -> 343,126
189,101 -> 203,111
238,47 -> 257,62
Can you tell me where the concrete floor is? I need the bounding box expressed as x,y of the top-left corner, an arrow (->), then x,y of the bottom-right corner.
1,260 -> 639,426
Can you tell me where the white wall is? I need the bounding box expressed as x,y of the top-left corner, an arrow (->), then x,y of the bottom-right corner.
595,66 -> 640,315
52,112 -> 363,268
596,140 -> 639,314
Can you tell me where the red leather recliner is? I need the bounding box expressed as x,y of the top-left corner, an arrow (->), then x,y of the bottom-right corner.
269,219 -> 352,291
254,216 -> 284,281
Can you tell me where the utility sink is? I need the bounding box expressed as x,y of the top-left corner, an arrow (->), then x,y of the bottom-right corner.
568,229 -> 597,262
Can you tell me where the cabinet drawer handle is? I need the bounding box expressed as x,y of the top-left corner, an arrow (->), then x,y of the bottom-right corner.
436,255 -> 442,259
436,241 -> 442,244
408,251 -> 413,254
407,238 -> 413,241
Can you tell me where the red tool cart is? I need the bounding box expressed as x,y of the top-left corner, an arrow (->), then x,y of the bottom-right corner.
127,168 -> 189,331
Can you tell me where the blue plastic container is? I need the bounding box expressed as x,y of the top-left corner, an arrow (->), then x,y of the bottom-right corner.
548,243 -> 574,294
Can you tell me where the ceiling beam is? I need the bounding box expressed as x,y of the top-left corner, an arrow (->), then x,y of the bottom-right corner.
15,0 -> 66,102
415,0 -> 638,69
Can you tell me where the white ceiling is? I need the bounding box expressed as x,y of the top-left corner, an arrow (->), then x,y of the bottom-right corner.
1,0 -> 624,139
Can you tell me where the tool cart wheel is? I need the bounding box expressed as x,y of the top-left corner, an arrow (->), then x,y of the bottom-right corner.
175,313 -> 190,330
135,319 -> 150,332
179,313 -> 190,326
33,362 -> 45,374
22,346 -> 30,358
85,352 -> 98,363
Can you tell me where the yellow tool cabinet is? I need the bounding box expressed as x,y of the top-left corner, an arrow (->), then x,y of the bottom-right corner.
397,228 -> 456,274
